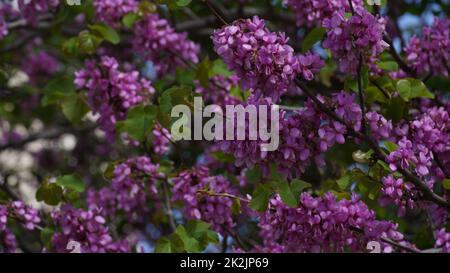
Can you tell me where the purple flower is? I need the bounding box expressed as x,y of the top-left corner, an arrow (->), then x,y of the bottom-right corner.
133,14 -> 200,77
365,111 -> 393,141
323,8 -> 388,74
93,0 -> 138,26
8,201 -> 41,230
51,205 -> 130,253
172,166 -> 238,234
75,56 -> 155,141
404,17 -> 450,77
212,16 -> 323,101
0,229 -> 17,253
283,0 -> 363,27
379,175 -> 418,217
21,51 -> 60,85
18,0 -> 59,25
256,192 -> 411,253
435,228 -> 450,253
87,156 -> 164,223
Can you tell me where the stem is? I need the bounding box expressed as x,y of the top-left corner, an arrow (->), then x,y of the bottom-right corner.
348,0 -> 355,14
369,78 -> 390,99
221,235 -> 228,253
349,226 -> 421,253
196,190 -> 250,203
162,180 -> 177,232
357,54 -> 367,135
202,0 -> 229,25
384,35 -> 417,78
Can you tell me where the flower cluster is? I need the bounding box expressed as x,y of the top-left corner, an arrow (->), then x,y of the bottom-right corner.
0,201 -> 41,231
323,8 -> 388,74
74,56 -> 154,141
18,0 -> 60,25
404,18 -> 450,77
151,123 -> 171,156
218,91 -> 361,178
8,201 -> 41,230
0,229 -> 17,253
212,16 -> 323,101
389,107 -> 449,178
435,228 -> 450,253
87,156 -> 164,222
365,111 -> 393,141
93,0 -> 138,26
21,51 -> 60,85
379,176 -> 418,216
0,201 -> 40,253
133,14 -> 200,77
171,166 -> 238,234
257,193 -> 410,253
0,3 -> 18,39
283,0 -> 362,27
0,205 -> 8,233
51,205 -> 130,253
195,75 -> 242,106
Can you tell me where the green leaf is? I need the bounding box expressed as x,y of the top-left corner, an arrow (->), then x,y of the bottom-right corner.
42,76 -> 76,106
384,141 -> 399,153
383,96 -> 409,123
377,61 -> 399,72
158,85 -> 194,128
175,225 -> 201,252
337,175 -> 350,190
122,13 -> 140,28
229,85 -> 250,101
196,58 -> 212,88
211,151 -> 234,163
61,93 -> 89,124
302,27 -> 326,53
89,23 -> 120,44
62,37 -> 80,56
156,220 -> 217,253
117,104 -> 157,142
184,220 -> 211,237
176,0 -> 192,7
155,237 -> 173,253
36,182 -> 63,206
40,227 -> 55,249
443,179 -> 450,190
77,30 -> 102,55
231,198 -> 241,215
365,86 -> 389,104
396,78 -> 434,102
249,183 -> 274,212
352,150 -> 373,163
210,59 -> 232,77
245,166 -> 262,183
277,179 -> 311,207
56,174 -> 85,193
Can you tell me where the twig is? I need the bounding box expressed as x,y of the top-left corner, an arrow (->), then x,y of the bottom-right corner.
196,190 -> 250,203
349,226 -> 421,253
202,0 -> 228,25
295,79 -> 450,210
357,54 -> 367,134
162,180 -> 177,232
384,35 -> 417,78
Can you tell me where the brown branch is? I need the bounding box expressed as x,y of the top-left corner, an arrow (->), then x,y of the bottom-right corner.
295,79 -> 450,210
